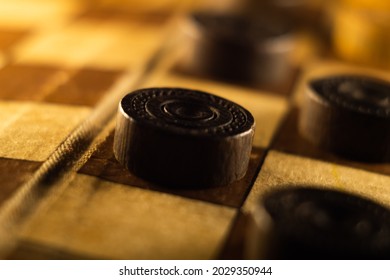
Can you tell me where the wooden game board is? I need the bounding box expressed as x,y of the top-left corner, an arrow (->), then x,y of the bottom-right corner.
0,0 -> 389,260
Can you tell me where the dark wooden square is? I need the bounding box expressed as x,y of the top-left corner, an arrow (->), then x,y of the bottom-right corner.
79,131 -> 265,208
44,68 -> 123,107
0,29 -> 28,52
0,158 -> 41,207
0,64 -> 67,101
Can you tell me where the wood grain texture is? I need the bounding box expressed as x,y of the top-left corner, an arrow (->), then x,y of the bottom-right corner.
0,101 -> 90,161
16,174 -> 236,259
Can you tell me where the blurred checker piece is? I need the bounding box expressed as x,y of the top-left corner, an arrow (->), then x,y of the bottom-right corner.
246,187 -> 390,259
299,75 -> 390,162
113,88 -> 255,187
179,12 -> 294,86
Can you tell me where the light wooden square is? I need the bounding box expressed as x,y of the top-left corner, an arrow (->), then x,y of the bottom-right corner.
244,151 -> 390,212
19,174 -> 236,259
0,0 -> 80,29
88,22 -> 165,70
13,21 -> 119,68
0,101 -> 90,161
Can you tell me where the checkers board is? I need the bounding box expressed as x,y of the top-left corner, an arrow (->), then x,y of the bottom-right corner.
0,0 -> 389,260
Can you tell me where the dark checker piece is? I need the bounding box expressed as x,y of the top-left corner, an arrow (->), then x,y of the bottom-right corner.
180,12 -> 294,85
299,75 -> 390,162
247,187 -> 390,259
113,88 -> 255,187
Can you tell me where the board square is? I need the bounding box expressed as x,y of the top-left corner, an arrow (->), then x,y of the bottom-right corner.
0,64 -> 69,101
0,158 -> 40,207
44,68 -> 123,107
14,174 -> 236,259
0,101 -> 90,161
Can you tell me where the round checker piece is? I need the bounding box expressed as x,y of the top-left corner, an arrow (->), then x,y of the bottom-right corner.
180,12 -> 294,85
113,88 -> 255,187
299,75 -> 390,162
247,187 -> 390,259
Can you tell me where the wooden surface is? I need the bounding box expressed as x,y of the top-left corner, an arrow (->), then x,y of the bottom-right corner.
0,0 -> 389,260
